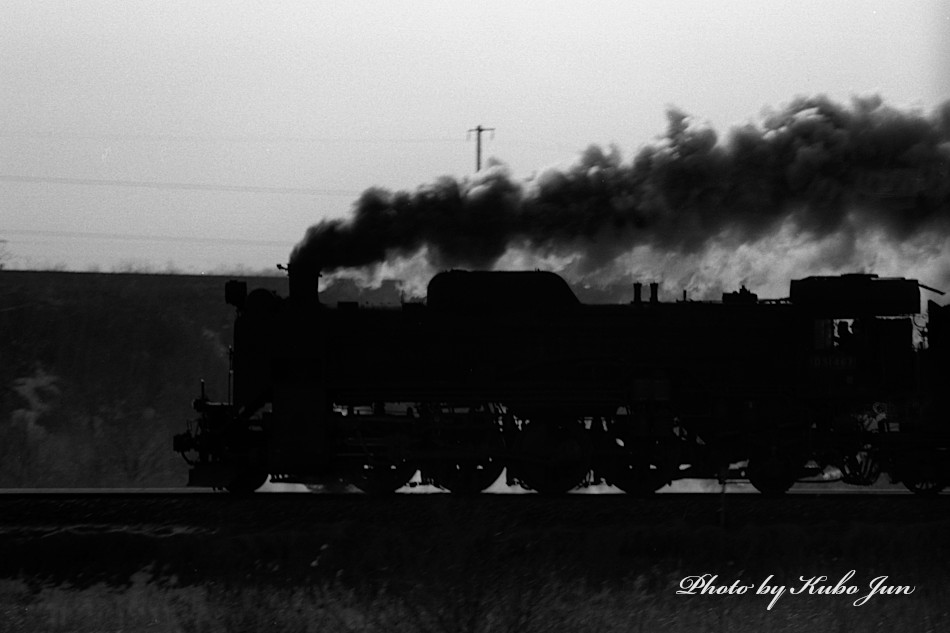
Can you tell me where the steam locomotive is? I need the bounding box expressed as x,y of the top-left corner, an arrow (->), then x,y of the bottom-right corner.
174,268 -> 950,495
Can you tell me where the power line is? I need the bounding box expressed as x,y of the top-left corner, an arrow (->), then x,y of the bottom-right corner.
3,228 -> 290,248
0,174 -> 362,196
0,132 -> 464,145
0,130 -> 578,153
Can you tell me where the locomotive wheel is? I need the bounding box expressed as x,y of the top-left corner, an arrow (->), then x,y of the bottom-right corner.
839,448 -> 881,486
899,449 -> 947,496
348,459 -> 417,495
600,437 -> 679,496
428,457 -> 505,495
746,459 -> 797,496
746,443 -> 802,496
346,434 -> 417,495
903,477 -> 946,496
225,469 -> 268,494
427,430 -> 506,494
509,420 -> 591,494
831,417 -> 881,486
746,428 -> 806,495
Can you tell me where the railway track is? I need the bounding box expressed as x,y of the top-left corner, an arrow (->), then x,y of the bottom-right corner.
1,491 -> 948,531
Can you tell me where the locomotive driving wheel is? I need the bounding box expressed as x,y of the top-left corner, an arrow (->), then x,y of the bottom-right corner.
346,433 -> 418,495
903,476 -> 945,495
839,448 -> 881,486
509,419 -> 591,494
225,468 -> 268,494
425,406 -> 506,494
745,402 -> 808,495
831,414 -> 881,486
599,426 -> 680,496
427,447 -> 504,494
746,437 -> 804,496
898,448 -> 947,496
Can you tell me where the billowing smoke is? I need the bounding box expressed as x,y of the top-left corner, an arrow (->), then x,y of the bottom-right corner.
291,95 -> 950,300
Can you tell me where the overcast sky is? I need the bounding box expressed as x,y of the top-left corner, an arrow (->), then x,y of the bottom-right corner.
2,1 -> 948,279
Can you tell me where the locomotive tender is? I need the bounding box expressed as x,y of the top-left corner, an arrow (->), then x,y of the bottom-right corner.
174,267 -> 950,495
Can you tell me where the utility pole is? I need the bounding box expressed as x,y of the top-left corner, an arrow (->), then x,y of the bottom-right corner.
467,125 -> 495,171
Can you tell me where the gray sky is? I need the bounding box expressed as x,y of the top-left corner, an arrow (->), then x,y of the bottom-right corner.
2,1 -> 949,283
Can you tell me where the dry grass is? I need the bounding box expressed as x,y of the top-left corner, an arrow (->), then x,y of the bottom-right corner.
1,568 -> 947,633
2,516 -> 948,633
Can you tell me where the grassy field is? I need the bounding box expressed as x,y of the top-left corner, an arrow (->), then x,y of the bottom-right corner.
2,504 -> 947,632
8,571 -> 940,633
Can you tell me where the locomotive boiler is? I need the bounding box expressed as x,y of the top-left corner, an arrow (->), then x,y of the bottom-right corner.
174,268 -> 950,495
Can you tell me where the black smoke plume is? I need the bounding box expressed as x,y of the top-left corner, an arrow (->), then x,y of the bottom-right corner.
290,95 -> 950,293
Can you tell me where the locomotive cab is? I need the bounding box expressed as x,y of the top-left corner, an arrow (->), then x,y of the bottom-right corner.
792,274 -> 920,396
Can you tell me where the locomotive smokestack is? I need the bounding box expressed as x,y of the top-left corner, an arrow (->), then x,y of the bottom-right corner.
650,282 -> 659,304
634,282 -> 643,304
288,262 -> 320,306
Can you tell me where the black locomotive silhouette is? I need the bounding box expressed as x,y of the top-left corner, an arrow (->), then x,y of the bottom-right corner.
174,268 -> 950,494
